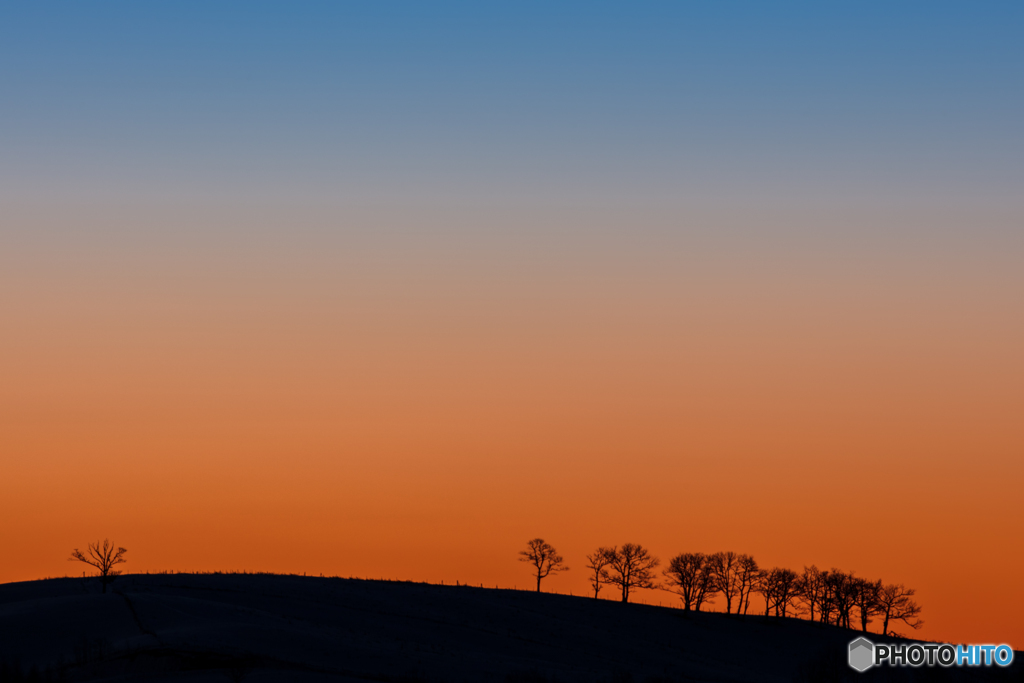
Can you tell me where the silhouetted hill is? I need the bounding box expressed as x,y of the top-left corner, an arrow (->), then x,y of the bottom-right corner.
0,574 -> 1017,682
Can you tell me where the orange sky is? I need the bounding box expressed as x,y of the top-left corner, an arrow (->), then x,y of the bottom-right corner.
3,2 -> 1023,659
2,206 -> 1021,648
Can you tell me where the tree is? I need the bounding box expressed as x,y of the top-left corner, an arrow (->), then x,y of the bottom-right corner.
758,567 -> 800,617
518,538 -> 567,592
817,569 -> 839,625
735,554 -> 759,615
774,569 -> 801,617
662,552 -> 716,611
876,583 -> 923,635
708,551 -> 741,614
798,565 -> 824,622
602,543 -> 660,603
584,547 -> 617,599
826,569 -> 856,628
850,577 -> 883,632
69,539 -> 127,593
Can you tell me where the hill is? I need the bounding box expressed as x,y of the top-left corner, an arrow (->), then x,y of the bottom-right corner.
0,573 -> 1017,682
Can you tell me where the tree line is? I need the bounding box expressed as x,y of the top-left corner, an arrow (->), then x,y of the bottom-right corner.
520,539 -> 923,636
67,536 -> 923,637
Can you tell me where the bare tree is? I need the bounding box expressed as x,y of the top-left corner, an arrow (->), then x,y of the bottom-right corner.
826,569 -> 857,628
518,538 -> 567,592
850,577 -> 882,632
69,539 -> 127,593
735,554 -> 759,615
584,547 -> 617,599
776,569 -> 801,617
756,569 -> 774,617
662,552 -> 716,611
708,551 -> 742,614
817,569 -> 838,625
602,543 -> 660,603
758,567 -> 800,617
876,583 -> 923,635
798,565 -> 824,622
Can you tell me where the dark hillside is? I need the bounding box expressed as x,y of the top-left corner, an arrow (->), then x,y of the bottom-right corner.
0,574 -> 1017,682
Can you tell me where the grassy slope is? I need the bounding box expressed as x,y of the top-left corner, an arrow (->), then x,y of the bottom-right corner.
0,574 -> 1017,683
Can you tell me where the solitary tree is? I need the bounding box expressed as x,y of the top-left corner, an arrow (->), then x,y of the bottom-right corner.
603,543 -> 660,603
663,552 -> 716,611
518,538 -> 567,592
69,539 -> 127,593
585,547 -> 617,599
876,583 -> 923,635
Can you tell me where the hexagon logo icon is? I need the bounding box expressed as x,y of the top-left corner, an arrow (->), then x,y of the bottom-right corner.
848,637 -> 874,672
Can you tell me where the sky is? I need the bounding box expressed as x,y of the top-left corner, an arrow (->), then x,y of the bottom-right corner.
1,2 -> 1022,648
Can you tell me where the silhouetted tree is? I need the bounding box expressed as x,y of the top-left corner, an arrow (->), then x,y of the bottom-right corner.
816,569 -> 838,625
798,565 -> 824,622
757,570 -> 773,617
518,538 -> 567,592
776,569 -> 801,617
663,552 -> 716,611
69,539 -> 127,593
758,567 -> 800,617
584,547 -> 616,599
708,551 -> 742,614
735,554 -> 759,615
850,577 -> 882,632
602,543 -> 660,603
876,583 -> 923,635
826,569 -> 856,628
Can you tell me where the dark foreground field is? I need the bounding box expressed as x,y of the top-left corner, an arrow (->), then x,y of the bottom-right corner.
0,574 -> 1018,682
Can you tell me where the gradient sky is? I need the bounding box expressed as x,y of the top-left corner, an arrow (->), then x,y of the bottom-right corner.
2,2 -> 1022,648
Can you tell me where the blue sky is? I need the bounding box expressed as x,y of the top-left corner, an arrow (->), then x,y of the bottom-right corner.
2,2 -> 1021,212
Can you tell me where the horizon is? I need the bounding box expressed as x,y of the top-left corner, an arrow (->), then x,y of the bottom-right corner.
0,568 -> 947,643
2,2 -> 1022,651
12,570 -> 1010,682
